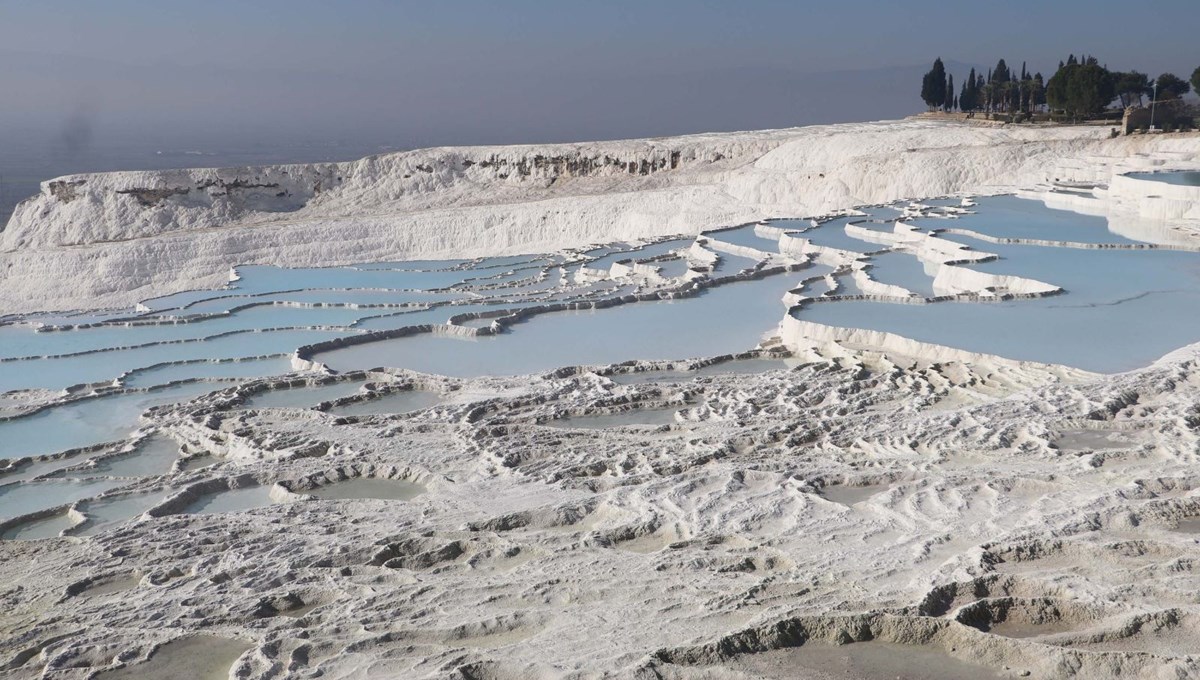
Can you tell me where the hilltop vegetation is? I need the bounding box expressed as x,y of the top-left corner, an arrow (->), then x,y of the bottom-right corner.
921,55 -> 1198,126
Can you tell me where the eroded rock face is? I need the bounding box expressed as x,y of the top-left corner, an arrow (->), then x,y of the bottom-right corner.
46,179 -> 85,204
4,144 -> 726,253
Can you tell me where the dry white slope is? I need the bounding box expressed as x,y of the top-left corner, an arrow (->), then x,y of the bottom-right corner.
4,119 -> 1196,313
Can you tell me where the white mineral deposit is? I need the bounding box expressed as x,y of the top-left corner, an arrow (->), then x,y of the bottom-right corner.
4,12 -> 1200,679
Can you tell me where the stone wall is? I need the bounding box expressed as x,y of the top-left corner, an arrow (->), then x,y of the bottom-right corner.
1122,101 -> 1200,134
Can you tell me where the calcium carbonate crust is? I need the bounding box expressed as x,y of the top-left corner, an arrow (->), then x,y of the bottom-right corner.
5,119 -> 1197,314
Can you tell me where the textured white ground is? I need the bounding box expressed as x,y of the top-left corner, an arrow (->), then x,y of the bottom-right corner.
3,121 -> 1200,680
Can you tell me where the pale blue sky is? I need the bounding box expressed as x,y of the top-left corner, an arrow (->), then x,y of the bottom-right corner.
1,0 -> 1197,146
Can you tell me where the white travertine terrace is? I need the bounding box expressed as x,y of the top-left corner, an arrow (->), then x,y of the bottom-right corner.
5,119 -> 1199,314
930,263 -> 1059,297
3,121 -> 1200,680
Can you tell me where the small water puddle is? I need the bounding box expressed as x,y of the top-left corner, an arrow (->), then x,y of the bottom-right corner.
0,479 -> 126,521
1,511 -> 77,540
184,486 -> 276,515
61,435 -> 181,479
326,391 -> 442,416
735,641 -> 1007,679
986,619 -> 1078,639
82,572 -> 142,598
1054,429 -> 1132,451
1173,518 -> 1200,534
820,483 -> 888,506
95,635 -> 252,680
306,477 -> 425,501
242,382 -> 364,410
179,455 -> 217,472
74,491 -> 167,536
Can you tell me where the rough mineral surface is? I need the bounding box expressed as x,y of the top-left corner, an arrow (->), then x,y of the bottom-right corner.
2,120 -> 1200,679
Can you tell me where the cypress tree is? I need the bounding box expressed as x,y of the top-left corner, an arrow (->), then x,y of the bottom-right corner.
920,58 -> 947,110
994,59 -> 1010,85
946,74 -> 954,111
968,67 -> 977,110
960,67 -> 976,112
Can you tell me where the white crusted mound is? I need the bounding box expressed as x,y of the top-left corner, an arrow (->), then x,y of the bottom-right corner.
5,120 -> 1198,313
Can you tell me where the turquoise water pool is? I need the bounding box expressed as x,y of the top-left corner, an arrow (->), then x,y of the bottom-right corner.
3,194 -> 1199,524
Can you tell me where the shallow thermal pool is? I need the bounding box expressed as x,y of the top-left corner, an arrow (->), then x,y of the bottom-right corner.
184,486 -> 276,515
315,271 -> 815,377
797,198 -> 1200,372
1126,171 -> 1200,187
306,477 -> 425,501
326,390 -> 443,416
0,383 -> 223,461
3,195 -> 1200,522
241,381 -> 365,409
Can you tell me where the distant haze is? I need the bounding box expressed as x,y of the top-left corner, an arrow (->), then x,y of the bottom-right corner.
1,0 -> 1197,222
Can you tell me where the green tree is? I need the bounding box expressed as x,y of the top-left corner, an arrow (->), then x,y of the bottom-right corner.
1113,71 -> 1151,108
993,59 -> 1011,86
963,67 -> 977,111
945,73 -> 954,111
1192,66 -> 1200,99
1019,77 -> 1034,114
1154,73 -> 1191,100
1047,61 -> 1114,122
921,58 -> 947,110
1033,73 -> 1046,110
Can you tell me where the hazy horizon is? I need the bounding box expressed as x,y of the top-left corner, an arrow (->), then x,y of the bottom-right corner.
3,1 -> 1198,145
1,1 -> 1198,223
